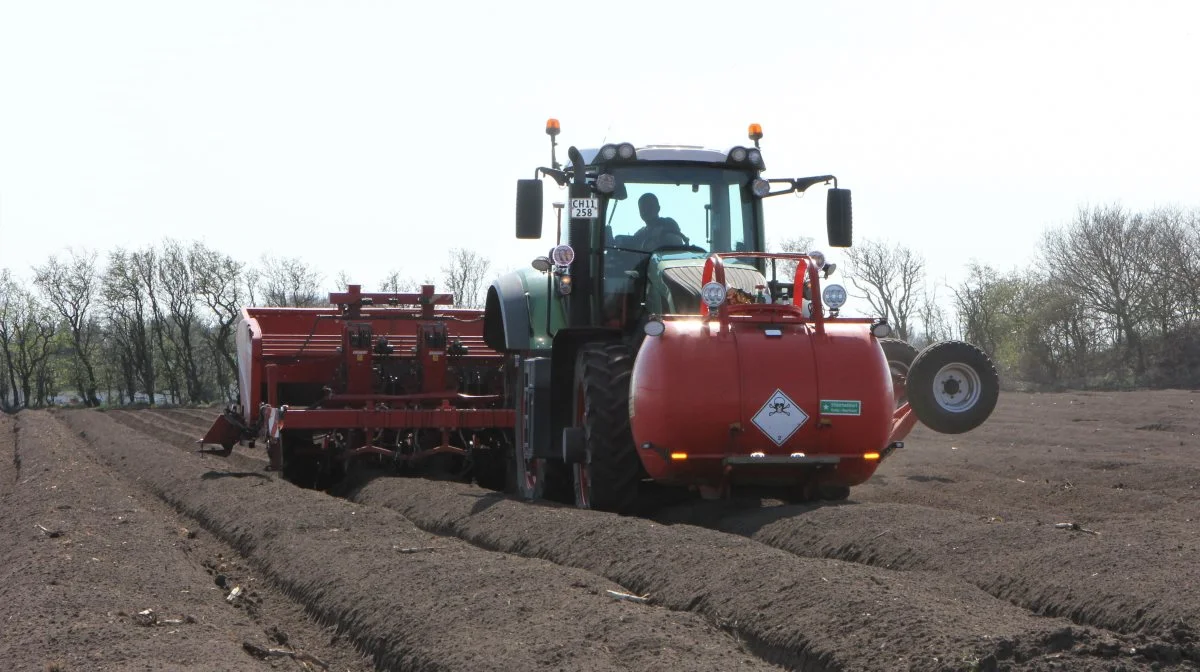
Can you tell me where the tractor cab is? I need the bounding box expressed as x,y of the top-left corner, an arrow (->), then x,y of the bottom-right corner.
502,120 -> 853,342
587,148 -> 771,326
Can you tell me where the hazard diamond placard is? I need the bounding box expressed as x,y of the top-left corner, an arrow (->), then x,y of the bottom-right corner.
751,389 -> 809,446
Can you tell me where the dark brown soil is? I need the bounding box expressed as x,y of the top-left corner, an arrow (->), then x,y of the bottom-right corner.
0,411 -> 373,672
6,389 -> 1199,671
656,390 -> 1200,666
47,409 -> 776,672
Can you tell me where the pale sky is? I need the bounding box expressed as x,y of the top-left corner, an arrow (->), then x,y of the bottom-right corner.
2,1 -> 1198,316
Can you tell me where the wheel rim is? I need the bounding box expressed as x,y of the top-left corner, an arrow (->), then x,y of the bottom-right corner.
516,453 -> 542,499
512,359 -> 542,500
573,383 -> 593,509
888,360 -> 910,407
931,363 -> 983,413
574,463 -> 591,508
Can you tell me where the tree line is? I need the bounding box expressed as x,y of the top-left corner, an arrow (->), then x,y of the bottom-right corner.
3,202 -> 1197,409
836,203 -> 1200,390
0,242 -> 492,409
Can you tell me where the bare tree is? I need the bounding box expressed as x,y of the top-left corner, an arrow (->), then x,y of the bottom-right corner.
134,246 -> 181,403
952,263 -> 1008,358
441,248 -> 491,308
379,269 -> 419,293
260,255 -> 324,307
1043,203 -> 1153,375
190,242 -> 245,402
159,240 -> 206,402
103,248 -> 157,403
0,328 -> 8,409
32,249 -> 102,406
913,283 -> 952,348
0,276 -> 58,407
1142,206 -> 1200,330
1018,275 -> 1097,387
0,270 -> 21,407
770,235 -> 815,283
243,265 -> 262,307
333,270 -> 352,292
844,239 -> 925,341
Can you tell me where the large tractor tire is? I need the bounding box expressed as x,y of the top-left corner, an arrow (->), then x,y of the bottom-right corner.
509,358 -> 571,503
571,343 -> 642,514
906,340 -> 1000,434
880,338 -> 919,408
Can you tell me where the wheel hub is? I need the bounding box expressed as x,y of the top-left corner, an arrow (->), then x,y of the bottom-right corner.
932,363 -> 981,413
942,377 -> 962,396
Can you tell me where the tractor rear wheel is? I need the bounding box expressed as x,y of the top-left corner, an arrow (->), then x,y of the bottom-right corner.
572,343 -> 642,514
907,340 -> 1000,434
880,338 -> 919,408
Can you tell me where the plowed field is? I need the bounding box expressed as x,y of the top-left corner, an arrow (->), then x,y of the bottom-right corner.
2,389 -> 1198,671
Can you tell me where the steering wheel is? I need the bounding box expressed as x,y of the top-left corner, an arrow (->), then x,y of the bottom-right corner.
648,243 -> 707,255
605,243 -> 707,256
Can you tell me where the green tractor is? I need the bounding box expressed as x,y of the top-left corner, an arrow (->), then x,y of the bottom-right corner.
481,119 -> 857,511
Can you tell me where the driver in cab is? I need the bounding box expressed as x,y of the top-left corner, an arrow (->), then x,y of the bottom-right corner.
630,193 -> 687,251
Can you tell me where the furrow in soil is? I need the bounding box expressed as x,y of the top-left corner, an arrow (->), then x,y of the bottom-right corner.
657,497 -> 1200,663
133,406 -> 1186,670
1,411 -> 377,671
58,409 -> 779,672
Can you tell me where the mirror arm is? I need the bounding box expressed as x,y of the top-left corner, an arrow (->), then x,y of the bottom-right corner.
536,167 -> 569,187
761,175 -> 837,198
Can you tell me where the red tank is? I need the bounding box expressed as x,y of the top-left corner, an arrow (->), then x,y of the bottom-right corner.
629,253 -> 918,495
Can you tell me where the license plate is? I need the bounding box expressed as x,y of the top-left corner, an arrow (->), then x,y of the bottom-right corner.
570,198 -> 598,219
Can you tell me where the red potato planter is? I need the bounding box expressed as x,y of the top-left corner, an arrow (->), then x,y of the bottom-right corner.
621,252 -> 1000,502
199,284 -> 515,490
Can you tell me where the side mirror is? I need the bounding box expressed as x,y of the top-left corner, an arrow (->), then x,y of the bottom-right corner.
826,188 -> 852,248
516,179 -> 543,239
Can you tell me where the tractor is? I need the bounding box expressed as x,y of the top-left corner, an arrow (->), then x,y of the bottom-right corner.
482,119 -> 1000,512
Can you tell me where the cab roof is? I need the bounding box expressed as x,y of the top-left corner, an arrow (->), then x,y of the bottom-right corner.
569,145 -> 736,168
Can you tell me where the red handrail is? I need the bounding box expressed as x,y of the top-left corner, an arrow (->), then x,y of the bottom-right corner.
699,252 -> 826,334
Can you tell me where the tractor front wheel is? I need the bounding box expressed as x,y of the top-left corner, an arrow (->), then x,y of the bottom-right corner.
907,340 -> 1000,434
509,358 -> 570,503
572,343 -> 642,514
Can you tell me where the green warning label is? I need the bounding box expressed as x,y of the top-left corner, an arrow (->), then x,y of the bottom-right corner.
820,400 -> 861,416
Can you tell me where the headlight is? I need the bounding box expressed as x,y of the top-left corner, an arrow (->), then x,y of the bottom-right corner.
751,178 -> 770,197
595,173 -> 616,193
551,244 -> 575,266
807,250 -> 826,269
598,144 -> 618,161
617,143 -> 636,159
700,281 -> 727,308
747,148 -> 763,168
729,146 -> 748,162
643,319 -> 665,337
822,283 -> 847,309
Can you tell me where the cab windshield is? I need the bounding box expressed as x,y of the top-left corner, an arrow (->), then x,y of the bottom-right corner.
597,165 -> 762,322
602,165 -> 759,254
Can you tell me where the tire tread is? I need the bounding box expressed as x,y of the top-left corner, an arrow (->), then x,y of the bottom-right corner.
577,343 -> 641,513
